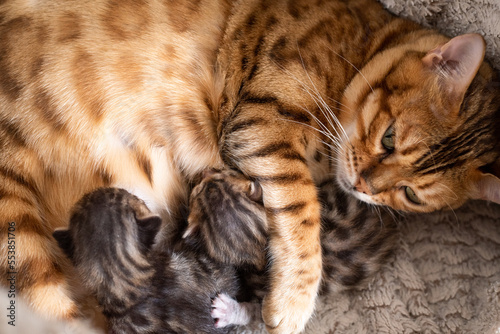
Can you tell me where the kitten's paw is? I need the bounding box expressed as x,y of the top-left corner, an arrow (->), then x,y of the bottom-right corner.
211,294 -> 252,328
261,286 -> 318,334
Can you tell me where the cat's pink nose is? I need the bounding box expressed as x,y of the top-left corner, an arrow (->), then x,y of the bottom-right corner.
354,177 -> 372,195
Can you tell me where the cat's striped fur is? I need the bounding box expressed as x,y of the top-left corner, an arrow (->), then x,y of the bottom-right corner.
1,0 -> 499,332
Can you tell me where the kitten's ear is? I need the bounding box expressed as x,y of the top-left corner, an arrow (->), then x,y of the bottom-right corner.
470,162 -> 500,204
423,34 -> 485,111
182,220 -> 199,239
53,229 -> 74,260
136,214 -> 162,250
248,180 -> 263,203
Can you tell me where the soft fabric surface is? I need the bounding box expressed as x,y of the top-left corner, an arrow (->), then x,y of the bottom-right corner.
234,0 -> 500,333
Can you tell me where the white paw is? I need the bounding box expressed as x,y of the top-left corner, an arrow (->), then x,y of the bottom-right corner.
211,294 -> 253,328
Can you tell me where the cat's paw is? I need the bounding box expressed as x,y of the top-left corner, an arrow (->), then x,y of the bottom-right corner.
261,286 -> 318,334
211,294 -> 252,328
29,282 -> 79,319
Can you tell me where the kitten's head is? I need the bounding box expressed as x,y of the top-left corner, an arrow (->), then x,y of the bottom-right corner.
185,168 -> 268,269
53,188 -> 162,304
338,33 -> 500,212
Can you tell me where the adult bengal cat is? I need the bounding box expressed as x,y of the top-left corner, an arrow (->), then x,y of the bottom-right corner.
0,0 -> 499,333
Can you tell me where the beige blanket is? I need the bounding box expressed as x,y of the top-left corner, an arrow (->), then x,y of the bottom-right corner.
236,0 -> 500,333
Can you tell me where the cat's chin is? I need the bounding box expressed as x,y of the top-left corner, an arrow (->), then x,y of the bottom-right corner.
351,191 -> 377,205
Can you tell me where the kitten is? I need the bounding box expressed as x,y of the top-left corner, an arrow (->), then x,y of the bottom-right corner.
53,187 -> 242,334
185,169 -> 267,270
1,0 -> 499,331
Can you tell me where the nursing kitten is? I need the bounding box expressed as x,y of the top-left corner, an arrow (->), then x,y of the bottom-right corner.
185,169 -> 268,270
1,0 -> 500,332
53,187 -> 243,334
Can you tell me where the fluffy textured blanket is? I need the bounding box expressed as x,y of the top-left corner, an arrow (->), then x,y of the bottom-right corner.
235,1 -> 500,333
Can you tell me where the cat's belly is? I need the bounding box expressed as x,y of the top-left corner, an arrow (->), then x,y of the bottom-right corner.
42,129 -> 189,231
90,126 -> 191,221
110,146 -> 187,221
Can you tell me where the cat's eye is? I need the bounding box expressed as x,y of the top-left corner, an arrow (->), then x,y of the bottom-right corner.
381,125 -> 395,151
404,186 -> 421,205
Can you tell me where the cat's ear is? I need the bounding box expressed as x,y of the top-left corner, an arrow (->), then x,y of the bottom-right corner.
136,214 -> 162,251
422,34 -> 485,112
53,229 -> 74,260
470,161 -> 500,204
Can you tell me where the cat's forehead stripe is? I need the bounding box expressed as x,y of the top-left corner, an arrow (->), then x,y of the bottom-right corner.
414,112 -> 496,175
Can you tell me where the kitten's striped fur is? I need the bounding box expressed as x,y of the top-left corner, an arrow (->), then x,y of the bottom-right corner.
185,169 -> 268,270
1,0 -> 499,332
54,187 -> 241,334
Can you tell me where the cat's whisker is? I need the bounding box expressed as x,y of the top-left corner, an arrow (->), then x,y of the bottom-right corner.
294,77 -> 343,143
383,206 -> 399,225
297,100 -> 337,138
306,89 -> 350,144
273,63 -> 337,138
316,135 -> 342,152
273,48 -> 351,150
370,204 -> 384,227
325,45 -> 374,94
326,155 -> 345,167
433,182 -> 460,202
315,96 -> 351,148
440,198 -> 460,225
284,93 -> 348,152
279,117 -> 346,155
294,46 -> 352,147
325,95 -> 356,115
319,140 -> 344,156
296,72 -> 352,145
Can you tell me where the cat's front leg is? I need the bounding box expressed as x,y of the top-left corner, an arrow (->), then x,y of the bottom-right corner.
221,129 -> 322,333
257,177 -> 322,334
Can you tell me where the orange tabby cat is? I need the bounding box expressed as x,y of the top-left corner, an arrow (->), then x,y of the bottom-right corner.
0,0 -> 499,333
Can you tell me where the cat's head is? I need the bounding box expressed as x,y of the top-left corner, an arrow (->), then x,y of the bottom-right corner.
53,187 -> 161,302
185,168 -> 268,269
338,33 -> 500,212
